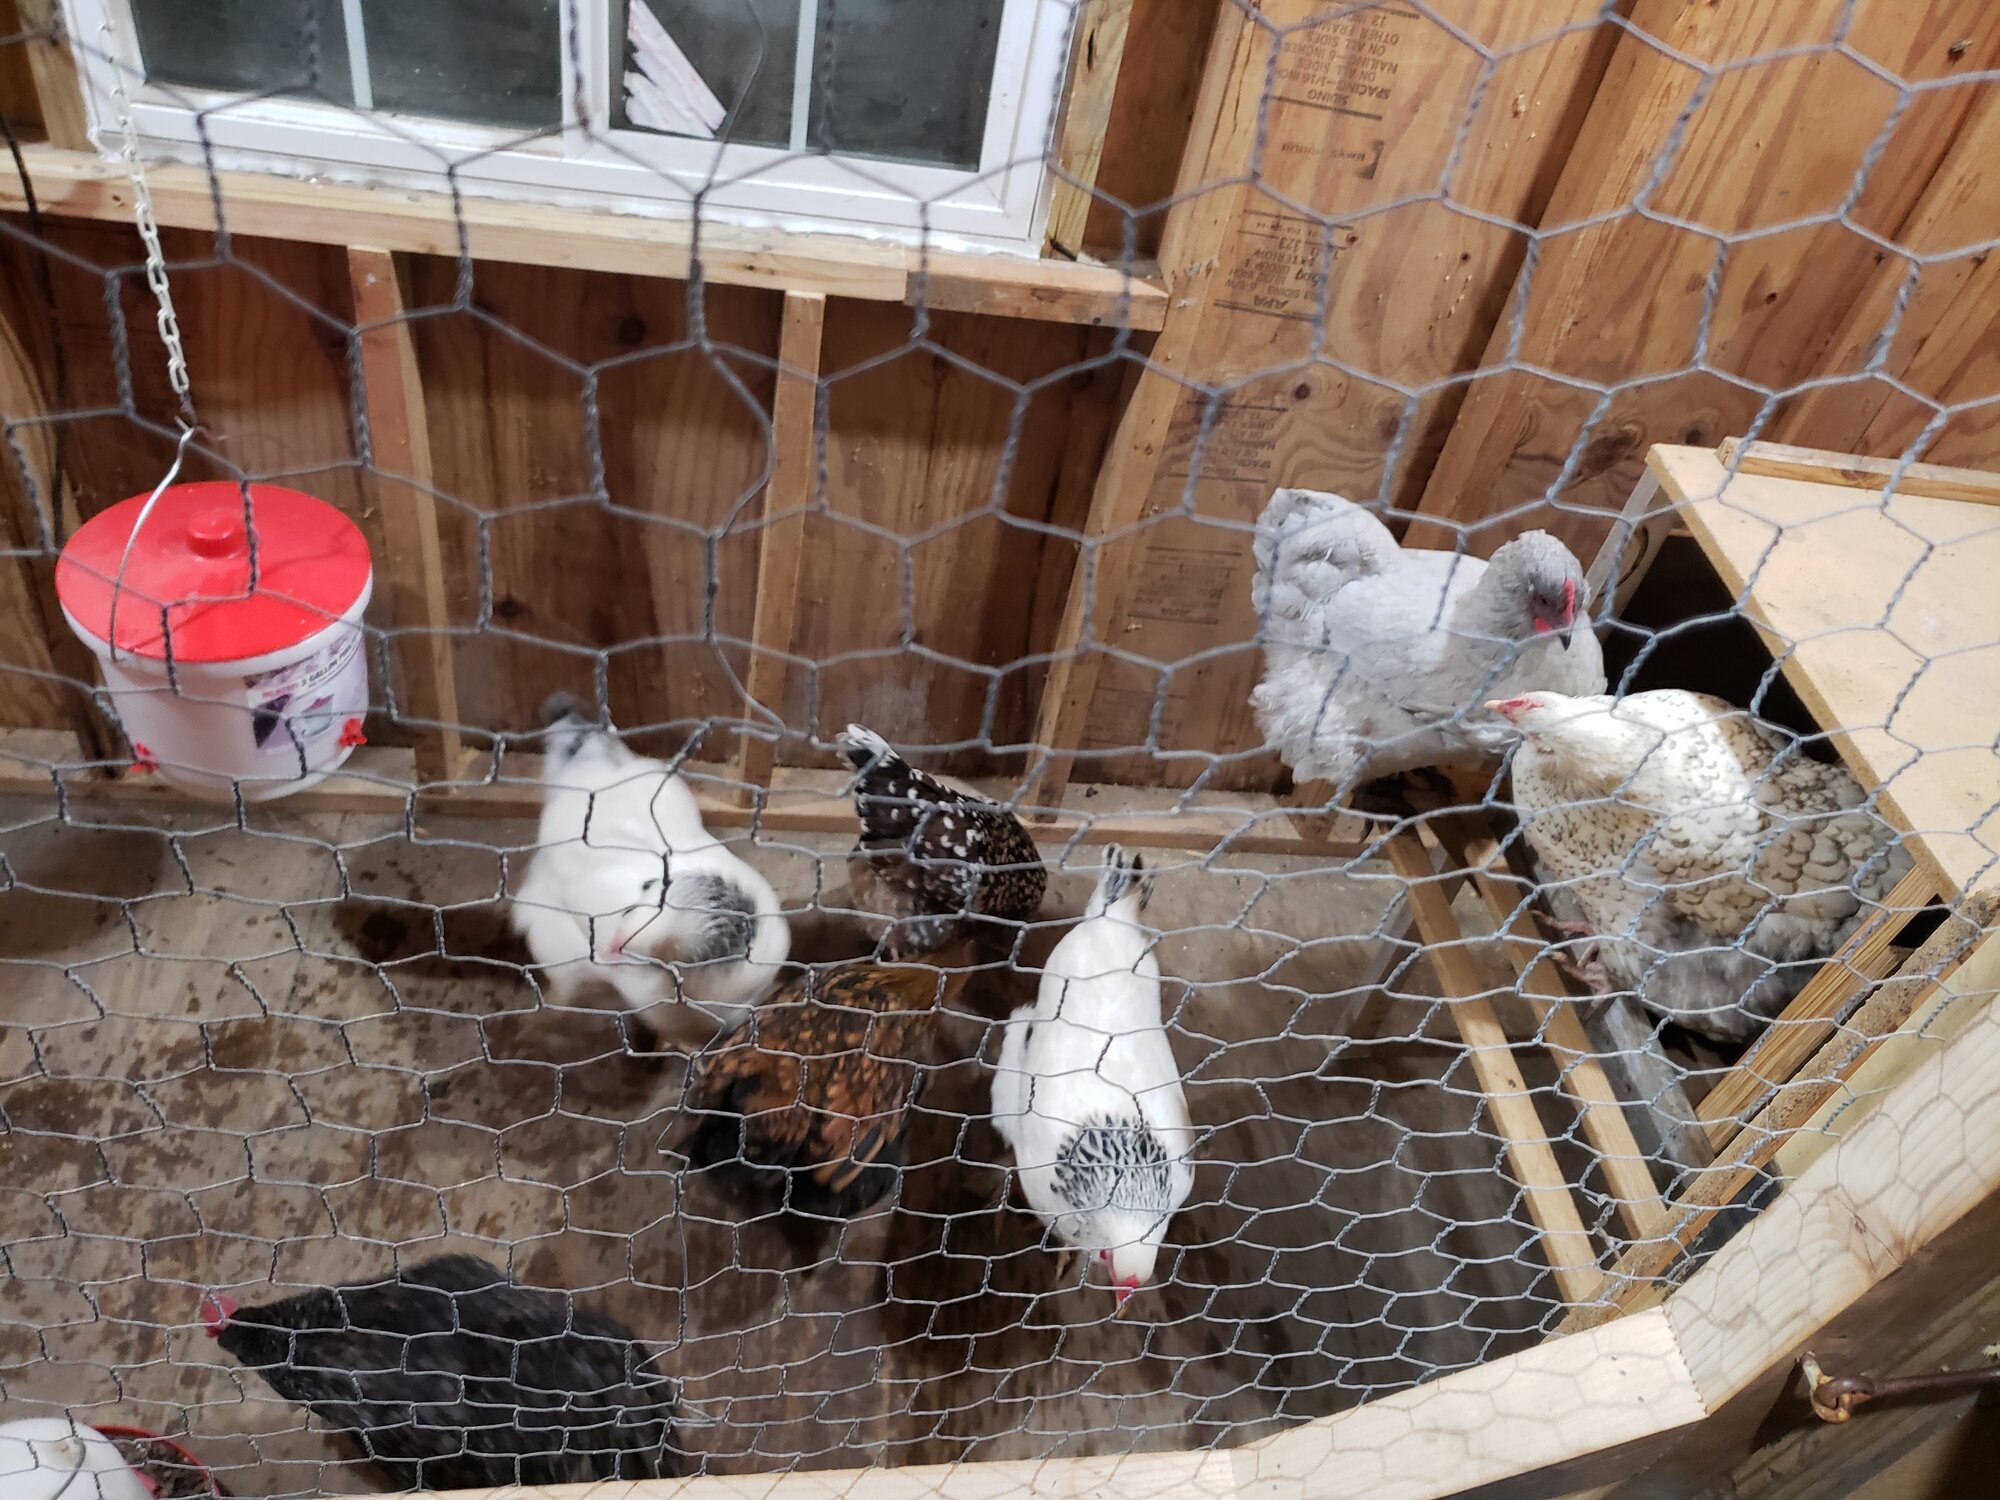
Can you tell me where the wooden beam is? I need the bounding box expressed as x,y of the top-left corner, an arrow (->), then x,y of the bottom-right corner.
1388,830 -> 1605,1303
1444,822 -> 1671,1243
1242,1309 -> 1708,1500
1045,0 -> 1134,258
346,246 -> 465,783
1561,897 -> 1998,1333
1026,0 -> 1261,804
15,0 -> 90,151
1694,866 -> 1938,1153
0,729 -> 1370,857
0,146 -> 1169,331
1717,438 -> 2000,508
733,291 -> 825,803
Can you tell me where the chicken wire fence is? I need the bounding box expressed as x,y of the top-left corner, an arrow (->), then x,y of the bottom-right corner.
1,1 -> 1997,1496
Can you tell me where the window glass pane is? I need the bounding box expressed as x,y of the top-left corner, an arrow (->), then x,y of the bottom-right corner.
614,0 -> 796,148
130,0 -> 353,105
807,0 -> 1004,169
361,0 -> 562,129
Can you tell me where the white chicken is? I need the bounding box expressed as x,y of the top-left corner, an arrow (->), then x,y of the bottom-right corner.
1250,487 -> 1606,789
511,699 -> 789,1042
991,847 -> 1194,1309
1491,689 -> 1913,1045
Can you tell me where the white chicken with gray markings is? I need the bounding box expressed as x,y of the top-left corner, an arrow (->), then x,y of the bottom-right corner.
991,847 -> 1194,1309
512,698 -> 789,1044
1250,487 -> 1605,788
1491,689 -> 1913,1045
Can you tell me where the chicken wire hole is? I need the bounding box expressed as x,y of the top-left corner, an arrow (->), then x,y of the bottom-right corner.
1,2 -> 1998,1497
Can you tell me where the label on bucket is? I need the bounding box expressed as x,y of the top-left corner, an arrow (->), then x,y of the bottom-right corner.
245,630 -> 361,758
247,628 -> 362,756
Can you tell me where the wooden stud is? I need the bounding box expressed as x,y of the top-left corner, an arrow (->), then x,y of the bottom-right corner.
1693,865 -> 1938,1152
1717,438 -> 2000,508
1387,831 -> 1604,1304
0,146 -> 1168,331
734,291 -> 826,803
1045,0 -> 1134,258
1444,821 -> 1670,1243
15,0 -> 90,151
1026,0 -> 1262,804
346,246 -> 465,782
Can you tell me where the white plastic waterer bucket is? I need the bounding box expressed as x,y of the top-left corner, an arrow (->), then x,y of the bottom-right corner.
55,481 -> 374,802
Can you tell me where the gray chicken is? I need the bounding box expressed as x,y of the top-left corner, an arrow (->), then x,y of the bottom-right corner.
1492,689 -> 1914,1045
1249,487 -> 1605,789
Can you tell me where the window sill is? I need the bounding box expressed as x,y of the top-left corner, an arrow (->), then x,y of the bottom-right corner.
0,145 -> 1168,330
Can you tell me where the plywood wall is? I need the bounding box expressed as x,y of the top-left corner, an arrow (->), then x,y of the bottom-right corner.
2,0 -> 1998,789
0,221 -> 1122,774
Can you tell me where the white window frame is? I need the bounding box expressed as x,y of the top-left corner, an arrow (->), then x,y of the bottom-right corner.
60,0 -> 1077,249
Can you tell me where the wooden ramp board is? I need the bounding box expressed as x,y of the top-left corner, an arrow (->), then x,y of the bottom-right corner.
1387,830 -> 1605,1304
1648,442 -> 2000,900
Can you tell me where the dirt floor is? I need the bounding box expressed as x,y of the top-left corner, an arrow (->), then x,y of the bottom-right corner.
0,792 -> 1574,1496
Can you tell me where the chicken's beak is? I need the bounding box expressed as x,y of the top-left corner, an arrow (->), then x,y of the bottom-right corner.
1558,622 -> 1574,649
1112,1278 -> 1140,1316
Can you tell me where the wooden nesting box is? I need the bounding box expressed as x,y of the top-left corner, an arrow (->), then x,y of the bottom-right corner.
1389,440 -> 2000,1326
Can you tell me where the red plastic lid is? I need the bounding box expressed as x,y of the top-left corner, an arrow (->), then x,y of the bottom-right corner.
56,482 -> 372,664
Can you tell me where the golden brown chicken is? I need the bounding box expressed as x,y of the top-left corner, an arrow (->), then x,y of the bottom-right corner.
678,946 -> 973,1219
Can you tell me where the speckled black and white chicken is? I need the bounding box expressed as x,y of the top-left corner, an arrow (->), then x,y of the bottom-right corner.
1492,689 -> 1914,1044
990,847 -> 1194,1309
837,724 -> 1047,955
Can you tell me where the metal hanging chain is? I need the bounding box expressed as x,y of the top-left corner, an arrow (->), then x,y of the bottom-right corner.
96,9 -> 195,425
91,8 -> 207,664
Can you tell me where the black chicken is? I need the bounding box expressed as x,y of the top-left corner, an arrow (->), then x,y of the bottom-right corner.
202,1255 -> 680,1490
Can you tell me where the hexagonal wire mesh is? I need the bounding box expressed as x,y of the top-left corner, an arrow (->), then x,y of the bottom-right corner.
0,0 -> 1996,1495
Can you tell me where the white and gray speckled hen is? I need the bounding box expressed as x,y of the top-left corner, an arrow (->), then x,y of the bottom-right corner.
991,847 -> 1194,1310
1492,689 -> 1913,1045
1250,487 -> 1605,788
202,1255 -> 680,1490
